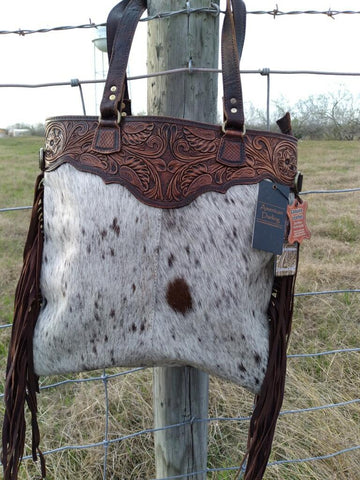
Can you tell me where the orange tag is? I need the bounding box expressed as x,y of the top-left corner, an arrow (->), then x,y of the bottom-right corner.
287,199 -> 311,244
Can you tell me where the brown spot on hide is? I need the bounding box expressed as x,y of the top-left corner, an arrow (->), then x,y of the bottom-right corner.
166,277 -> 193,315
238,363 -> 247,372
110,217 -> 120,236
168,253 -> 175,267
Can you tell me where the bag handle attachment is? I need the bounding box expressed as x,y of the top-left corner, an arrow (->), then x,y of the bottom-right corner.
92,0 -> 247,154
216,0 -> 247,167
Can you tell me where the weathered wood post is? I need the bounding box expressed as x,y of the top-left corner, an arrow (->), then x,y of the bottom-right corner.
147,0 -> 219,478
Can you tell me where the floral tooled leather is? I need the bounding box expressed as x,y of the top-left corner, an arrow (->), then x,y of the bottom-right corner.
44,116 -> 297,209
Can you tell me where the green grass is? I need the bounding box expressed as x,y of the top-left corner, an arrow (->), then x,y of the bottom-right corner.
0,137 -> 359,479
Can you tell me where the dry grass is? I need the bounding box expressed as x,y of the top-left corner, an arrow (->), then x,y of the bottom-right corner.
0,137 -> 359,479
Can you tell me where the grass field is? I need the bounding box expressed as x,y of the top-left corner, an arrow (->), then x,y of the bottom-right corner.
0,136 -> 359,479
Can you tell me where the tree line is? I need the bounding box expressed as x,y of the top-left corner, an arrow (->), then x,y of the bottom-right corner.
246,88 -> 360,140
7,89 -> 360,141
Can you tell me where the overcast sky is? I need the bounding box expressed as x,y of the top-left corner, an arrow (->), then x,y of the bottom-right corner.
1,0 -> 360,127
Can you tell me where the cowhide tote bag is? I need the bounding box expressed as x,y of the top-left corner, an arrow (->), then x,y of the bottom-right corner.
2,0 -> 301,478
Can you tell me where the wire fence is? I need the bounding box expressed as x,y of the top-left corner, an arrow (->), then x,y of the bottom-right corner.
2,6 -> 360,36
0,4 -> 359,479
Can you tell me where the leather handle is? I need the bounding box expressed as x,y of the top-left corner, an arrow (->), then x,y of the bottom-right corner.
106,0 -> 133,115
232,0 -> 247,62
92,0 -> 247,153
100,0 -> 146,123
222,0 -> 246,132
92,0 -> 146,153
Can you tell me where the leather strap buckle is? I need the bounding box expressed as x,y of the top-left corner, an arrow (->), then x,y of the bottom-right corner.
222,121 -> 246,136
98,110 -> 121,125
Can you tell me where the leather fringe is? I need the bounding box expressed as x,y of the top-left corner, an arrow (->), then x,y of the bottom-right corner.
241,269 -> 297,480
2,174 -> 46,480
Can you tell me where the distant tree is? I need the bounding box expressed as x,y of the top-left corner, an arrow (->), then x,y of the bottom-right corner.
274,88 -> 360,140
30,123 -> 45,136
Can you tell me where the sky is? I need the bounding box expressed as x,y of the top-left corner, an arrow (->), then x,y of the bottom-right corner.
1,0 -> 360,127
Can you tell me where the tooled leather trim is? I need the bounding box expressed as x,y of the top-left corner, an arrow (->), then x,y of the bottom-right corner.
44,117 -> 297,209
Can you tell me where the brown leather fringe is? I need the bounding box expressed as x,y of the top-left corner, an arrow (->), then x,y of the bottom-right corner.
2,174 -> 46,480
241,269 -> 298,480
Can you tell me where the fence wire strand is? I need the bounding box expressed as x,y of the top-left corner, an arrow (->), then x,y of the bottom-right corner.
2,8 -> 360,36
2,67 -> 360,92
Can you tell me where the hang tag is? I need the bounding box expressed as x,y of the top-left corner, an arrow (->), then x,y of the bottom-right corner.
252,181 -> 290,255
275,242 -> 298,276
287,198 -> 311,244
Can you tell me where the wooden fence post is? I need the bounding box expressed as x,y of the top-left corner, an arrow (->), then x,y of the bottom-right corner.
147,0 -> 219,478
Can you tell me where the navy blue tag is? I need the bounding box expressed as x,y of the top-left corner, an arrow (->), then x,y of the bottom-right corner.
252,181 -> 290,254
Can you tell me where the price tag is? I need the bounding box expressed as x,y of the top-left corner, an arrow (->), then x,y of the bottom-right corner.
252,181 -> 290,255
287,199 -> 311,244
275,242 -> 298,276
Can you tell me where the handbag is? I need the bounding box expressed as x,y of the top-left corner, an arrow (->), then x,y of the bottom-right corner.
2,0 -> 301,478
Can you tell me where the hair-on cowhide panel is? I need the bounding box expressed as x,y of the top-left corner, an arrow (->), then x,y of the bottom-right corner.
33,164 -> 274,394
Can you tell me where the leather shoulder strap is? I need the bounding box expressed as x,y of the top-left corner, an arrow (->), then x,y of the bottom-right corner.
92,0 -> 146,153
222,0 -> 246,132
106,0 -> 133,115
92,0 -> 247,153
232,0 -> 246,61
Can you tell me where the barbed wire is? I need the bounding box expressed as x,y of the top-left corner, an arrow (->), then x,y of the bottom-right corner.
251,8 -> 360,19
0,22 -> 105,36
2,7 -> 360,37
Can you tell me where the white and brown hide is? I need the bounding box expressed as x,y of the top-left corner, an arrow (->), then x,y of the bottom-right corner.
33,165 -> 273,394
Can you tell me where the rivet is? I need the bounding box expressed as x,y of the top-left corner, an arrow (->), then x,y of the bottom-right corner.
110,86 -> 117,92
109,94 -> 116,101
230,97 -> 237,105
121,112 -> 127,117
121,102 -> 126,109
231,107 -> 238,114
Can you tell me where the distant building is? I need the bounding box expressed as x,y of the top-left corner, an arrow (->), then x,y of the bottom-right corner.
8,128 -> 31,137
0,128 -> 8,137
